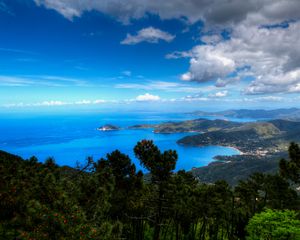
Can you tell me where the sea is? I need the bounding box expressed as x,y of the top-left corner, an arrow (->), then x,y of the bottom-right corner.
0,111 -> 256,172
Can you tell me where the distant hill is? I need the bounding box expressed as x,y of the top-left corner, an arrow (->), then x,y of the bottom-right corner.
154,119 -> 242,133
129,118 -> 300,155
177,119 -> 300,154
130,117 -> 300,185
226,122 -> 281,136
191,108 -> 300,120
129,119 -> 242,133
132,117 -> 300,185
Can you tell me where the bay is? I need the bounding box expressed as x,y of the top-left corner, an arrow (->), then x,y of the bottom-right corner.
0,112 -> 240,171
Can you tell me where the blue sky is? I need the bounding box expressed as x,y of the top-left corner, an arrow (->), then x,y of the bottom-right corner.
1,0 -> 300,113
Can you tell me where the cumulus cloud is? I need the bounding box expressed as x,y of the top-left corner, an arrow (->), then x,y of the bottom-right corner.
34,0 -> 300,27
121,27 -> 174,45
34,0 -> 300,95
201,34 -> 223,45
215,77 -> 240,88
180,21 -> 300,94
180,72 -> 193,81
135,93 -> 160,101
180,44 -> 236,83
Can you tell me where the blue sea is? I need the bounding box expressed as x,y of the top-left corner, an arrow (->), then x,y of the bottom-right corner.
0,111 -> 247,172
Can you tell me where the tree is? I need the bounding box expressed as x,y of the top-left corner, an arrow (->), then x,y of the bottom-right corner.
280,142 -> 300,183
246,209 -> 300,240
134,140 -> 177,240
95,150 -> 144,239
168,170 -> 199,240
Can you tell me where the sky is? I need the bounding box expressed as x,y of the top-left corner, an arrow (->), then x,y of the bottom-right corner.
1,0 -> 300,113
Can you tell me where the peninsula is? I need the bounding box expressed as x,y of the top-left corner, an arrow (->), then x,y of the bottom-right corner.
97,124 -> 120,131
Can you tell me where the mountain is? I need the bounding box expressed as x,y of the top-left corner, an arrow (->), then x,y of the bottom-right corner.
191,108 -> 300,120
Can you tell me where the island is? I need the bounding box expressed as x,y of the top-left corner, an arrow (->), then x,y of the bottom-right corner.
97,124 -> 120,131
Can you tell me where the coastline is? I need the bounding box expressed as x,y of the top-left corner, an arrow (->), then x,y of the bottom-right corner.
227,146 -> 243,155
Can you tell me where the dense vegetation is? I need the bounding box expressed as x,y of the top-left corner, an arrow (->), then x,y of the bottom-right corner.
177,119 -> 300,153
0,141 -> 299,239
191,154 -> 282,186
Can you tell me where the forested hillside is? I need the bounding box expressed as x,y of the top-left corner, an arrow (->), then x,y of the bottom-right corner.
1,141 -> 299,239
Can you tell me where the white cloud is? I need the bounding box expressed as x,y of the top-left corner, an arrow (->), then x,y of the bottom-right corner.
121,27 -> 175,45
75,100 -> 91,105
215,77 -> 240,88
243,96 -> 284,102
3,95 -> 292,108
201,34 -> 223,45
4,100 -> 69,108
180,44 -> 236,83
180,21 -> 300,94
0,76 -> 35,87
93,99 -> 107,104
165,51 -> 191,59
37,100 -> 66,106
34,0 -> 300,27
135,93 -> 160,101
33,0 -> 300,95
3,99 -> 108,108
0,75 -> 88,87
181,94 -> 208,102
181,72 -> 193,81
115,80 -> 207,93
35,0 -> 81,20
208,90 -> 228,98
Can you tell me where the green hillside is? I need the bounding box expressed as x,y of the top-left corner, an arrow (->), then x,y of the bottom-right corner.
1,142 -> 299,239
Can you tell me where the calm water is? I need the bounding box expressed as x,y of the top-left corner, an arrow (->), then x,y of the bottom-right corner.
0,112 -> 241,171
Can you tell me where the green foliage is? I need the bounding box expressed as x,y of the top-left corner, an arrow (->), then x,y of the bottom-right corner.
134,140 -> 177,182
280,142 -> 300,183
0,142 -> 299,240
246,209 -> 300,240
